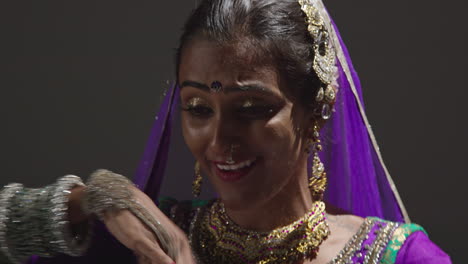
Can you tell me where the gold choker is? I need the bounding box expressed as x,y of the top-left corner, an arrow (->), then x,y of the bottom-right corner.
190,200 -> 330,264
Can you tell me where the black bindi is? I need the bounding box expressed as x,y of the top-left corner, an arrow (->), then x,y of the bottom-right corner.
210,81 -> 223,92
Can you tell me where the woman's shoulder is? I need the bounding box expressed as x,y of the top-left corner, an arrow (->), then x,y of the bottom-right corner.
330,216 -> 451,264
376,217 -> 452,264
370,217 -> 426,263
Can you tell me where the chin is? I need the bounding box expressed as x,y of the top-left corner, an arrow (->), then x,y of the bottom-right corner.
209,164 -> 287,210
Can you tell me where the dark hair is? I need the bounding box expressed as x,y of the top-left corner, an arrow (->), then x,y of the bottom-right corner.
175,0 -> 324,110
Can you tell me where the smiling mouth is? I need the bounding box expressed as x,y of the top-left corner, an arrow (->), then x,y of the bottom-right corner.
213,157 -> 258,182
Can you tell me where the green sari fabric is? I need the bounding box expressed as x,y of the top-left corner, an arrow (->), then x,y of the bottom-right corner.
376,217 -> 427,264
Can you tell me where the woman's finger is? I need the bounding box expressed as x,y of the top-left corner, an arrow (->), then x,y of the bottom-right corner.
133,236 -> 175,264
136,253 -> 149,264
103,210 -> 175,263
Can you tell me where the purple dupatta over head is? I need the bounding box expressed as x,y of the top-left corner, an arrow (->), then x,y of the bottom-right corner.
28,1 -> 411,263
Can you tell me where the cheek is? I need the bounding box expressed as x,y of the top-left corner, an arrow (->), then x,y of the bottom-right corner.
258,108 -> 302,168
181,114 -> 210,158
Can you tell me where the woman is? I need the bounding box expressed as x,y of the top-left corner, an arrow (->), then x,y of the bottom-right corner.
0,0 -> 451,263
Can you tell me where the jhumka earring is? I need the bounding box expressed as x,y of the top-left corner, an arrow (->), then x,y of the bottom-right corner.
307,123 -> 327,200
192,161 -> 202,197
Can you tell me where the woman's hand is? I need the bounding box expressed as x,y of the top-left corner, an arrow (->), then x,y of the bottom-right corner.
101,185 -> 195,264
68,170 -> 194,264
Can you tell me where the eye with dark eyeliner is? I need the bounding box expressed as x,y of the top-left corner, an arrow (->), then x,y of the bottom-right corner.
181,98 -> 213,117
236,100 -> 277,119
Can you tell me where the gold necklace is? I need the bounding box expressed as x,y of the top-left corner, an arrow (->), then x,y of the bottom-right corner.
190,200 -> 330,264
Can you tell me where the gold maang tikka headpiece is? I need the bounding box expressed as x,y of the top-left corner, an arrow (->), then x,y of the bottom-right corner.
299,0 -> 338,120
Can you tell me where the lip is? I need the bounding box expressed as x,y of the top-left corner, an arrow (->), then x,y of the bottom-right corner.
211,158 -> 258,182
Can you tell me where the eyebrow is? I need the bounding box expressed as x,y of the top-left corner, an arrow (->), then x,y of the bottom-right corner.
180,80 -> 210,91
180,80 -> 277,97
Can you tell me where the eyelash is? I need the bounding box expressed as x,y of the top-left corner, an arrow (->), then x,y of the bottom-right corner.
181,104 -> 275,119
181,105 -> 214,117
236,105 -> 275,118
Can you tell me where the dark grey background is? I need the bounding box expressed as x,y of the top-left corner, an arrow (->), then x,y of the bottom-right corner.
0,0 -> 466,262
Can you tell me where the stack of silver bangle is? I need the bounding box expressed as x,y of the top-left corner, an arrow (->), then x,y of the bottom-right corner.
0,169 -> 175,263
0,176 -> 92,263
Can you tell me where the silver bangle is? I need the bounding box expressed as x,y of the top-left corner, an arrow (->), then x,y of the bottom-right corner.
50,175 -> 93,257
0,176 -> 93,264
0,183 -> 24,263
82,169 -> 176,260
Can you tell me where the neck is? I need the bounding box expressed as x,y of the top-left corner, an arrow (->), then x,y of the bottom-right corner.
225,158 -> 314,232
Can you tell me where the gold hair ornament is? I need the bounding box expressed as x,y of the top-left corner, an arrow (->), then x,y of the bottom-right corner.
299,0 -> 338,120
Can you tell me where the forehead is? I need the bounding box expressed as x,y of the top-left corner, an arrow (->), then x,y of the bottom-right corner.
178,37 -> 280,92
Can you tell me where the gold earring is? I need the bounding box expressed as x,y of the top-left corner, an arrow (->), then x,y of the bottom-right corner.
308,124 -> 327,201
193,161 -> 202,197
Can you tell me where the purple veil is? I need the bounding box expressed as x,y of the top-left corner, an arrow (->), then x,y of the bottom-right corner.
28,1 -> 410,263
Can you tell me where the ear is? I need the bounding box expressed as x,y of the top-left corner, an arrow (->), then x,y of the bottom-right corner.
298,118 -> 313,146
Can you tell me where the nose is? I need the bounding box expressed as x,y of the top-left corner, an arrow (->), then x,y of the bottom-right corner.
208,116 -> 240,158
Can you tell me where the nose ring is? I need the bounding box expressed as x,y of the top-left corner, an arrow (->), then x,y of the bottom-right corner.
226,144 -> 239,165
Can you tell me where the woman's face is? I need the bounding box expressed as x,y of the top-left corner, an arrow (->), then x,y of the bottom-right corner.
179,38 -> 311,210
